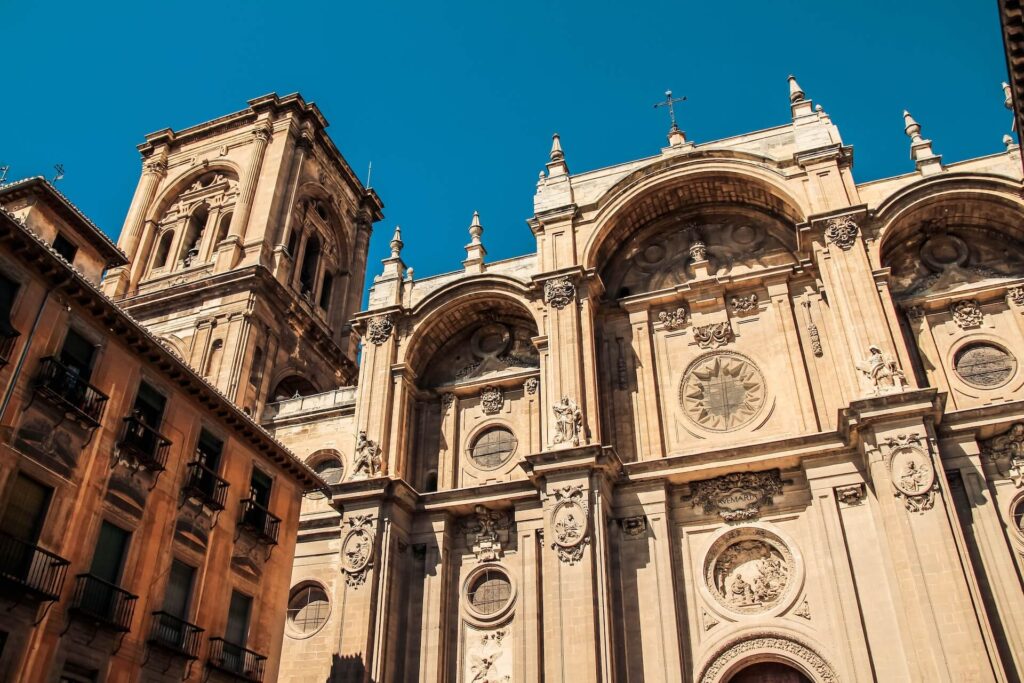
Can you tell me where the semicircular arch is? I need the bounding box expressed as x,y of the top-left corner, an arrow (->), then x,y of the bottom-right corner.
697,629 -> 839,683
144,162 -> 243,224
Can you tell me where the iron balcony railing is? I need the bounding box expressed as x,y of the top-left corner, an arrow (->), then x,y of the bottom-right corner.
182,461 -> 229,511
238,499 -> 280,546
117,414 -> 172,472
32,356 -> 108,427
69,573 -> 138,632
0,531 -> 69,602
148,610 -> 203,660
0,328 -> 18,367
208,637 -> 267,682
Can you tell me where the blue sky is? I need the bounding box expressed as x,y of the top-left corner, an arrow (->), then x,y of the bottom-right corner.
1,1 -> 1010,284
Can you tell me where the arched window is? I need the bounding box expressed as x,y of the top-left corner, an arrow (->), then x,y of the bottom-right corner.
313,458 -> 345,484
180,205 -> 209,267
299,234 -> 321,297
271,375 -> 319,401
153,230 -> 174,270
205,339 -> 224,380
216,212 -> 233,245
248,346 -> 264,387
319,272 -> 333,311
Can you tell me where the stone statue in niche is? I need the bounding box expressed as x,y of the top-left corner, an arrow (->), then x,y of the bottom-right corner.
856,344 -> 906,396
350,431 -> 381,479
552,396 -> 582,447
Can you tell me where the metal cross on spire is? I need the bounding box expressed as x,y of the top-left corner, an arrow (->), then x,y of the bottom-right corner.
654,90 -> 687,131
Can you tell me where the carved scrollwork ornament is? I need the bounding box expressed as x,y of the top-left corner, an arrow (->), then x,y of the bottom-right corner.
884,433 -> 938,513
1008,286 -> 1024,307
524,377 -> 539,395
693,321 -> 733,349
950,299 -> 983,329
823,215 -> 859,250
365,314 -> 394,345
691,470 -> 782,521
980,422 -> 1024,488
543,277 -> 576,309
658,305 -> 689,330
550,484 -> 589,564
341,515 -> 375,587
835,483 -> 865,506
729,294 -> 758,316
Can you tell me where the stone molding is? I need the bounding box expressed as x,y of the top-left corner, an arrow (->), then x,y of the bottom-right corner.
698,631 -> 838,683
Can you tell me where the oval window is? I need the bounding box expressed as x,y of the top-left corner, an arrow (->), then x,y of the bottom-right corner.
954,343 -> 1017,388
470,427 -> 518,469
287,584 -> 330,636
466,568 -> 512,616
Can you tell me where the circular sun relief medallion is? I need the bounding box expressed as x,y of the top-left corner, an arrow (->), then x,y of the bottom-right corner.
680,353 -> 766,431
704,528 -> 795,616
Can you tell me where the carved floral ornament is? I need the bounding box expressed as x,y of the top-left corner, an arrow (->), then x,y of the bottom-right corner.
691,469 -> 782,521
980,422 -> 1024,488
823,215 -> 859,251
550,484 -> 589,564
658,305 -> 689,330
950,299 -> 984,329
693,321 -> 733,349
729,293 -> 759,315
1008,287 -> 1024,307
341,515 -> 375,587
702,527 -> 799,617
524,377 -> 539,395
883,433 -> 938,513
480,386 -> 504,415
466,628 -> 513,682
543,277 -> 576,309
365,314 -> 395,345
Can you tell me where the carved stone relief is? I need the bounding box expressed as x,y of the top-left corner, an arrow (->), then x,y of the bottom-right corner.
823,215 -> 859,250
889,228 -> 1024,297
856,344 -> 906,396
550,484 -> 588,565
350,431 -> 382,479
950,299 -> 983,329
794,598 -> 811,620
884,433 -> 937,513
691,470 -> 782,521
658,305 -> 689,330
341,515 -> 375,587
524,377 -> 539,395
704,528 -> 796,616
551,396 -> 582,447
365,314 -> 394,345
981,423 -> 1024,488
432,321 -> 539,386
679,353 -> 766,432
464,628 -> 512,683
699,633 -> 838,683
620,516 -> 647,539
692,322 -> 733,349
461,505 -> 512,563
729,294 -> 758,316
1008,286 -> 1024,307
543,277 -> 576,309
835,483 -> 865,506
480,386 -> 504,415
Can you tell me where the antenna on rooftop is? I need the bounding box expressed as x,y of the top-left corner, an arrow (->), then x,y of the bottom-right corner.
0,166 -> 9,184
366,161 -> 373,189
52,164 -> 64,183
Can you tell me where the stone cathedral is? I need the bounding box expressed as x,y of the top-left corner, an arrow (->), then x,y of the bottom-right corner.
101,80 -> 1024,683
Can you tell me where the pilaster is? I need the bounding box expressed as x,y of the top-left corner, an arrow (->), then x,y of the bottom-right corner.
105,149 -> 167,297
216,121 -> 272,272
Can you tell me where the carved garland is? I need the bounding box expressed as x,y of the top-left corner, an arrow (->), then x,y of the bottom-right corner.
699,633 -> 839,683
341,515 -> 375,588
544,277 -> 576,309
366,314 -> 395,345
550,484 -> 589,564
823,215 -> 859,251
729,294 -> 759,316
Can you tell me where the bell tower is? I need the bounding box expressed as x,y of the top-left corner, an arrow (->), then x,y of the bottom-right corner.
102,93 -> 383,415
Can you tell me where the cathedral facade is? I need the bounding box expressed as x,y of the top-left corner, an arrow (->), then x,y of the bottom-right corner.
106,81 -> 1024,683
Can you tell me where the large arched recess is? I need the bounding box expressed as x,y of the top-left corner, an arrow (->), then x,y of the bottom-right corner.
398,277 -> 541,491
143,161 -> 244,225
872,174 -> 1024,297
581,156 -> 810,275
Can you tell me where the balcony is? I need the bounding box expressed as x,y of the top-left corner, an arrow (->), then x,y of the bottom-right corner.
69,573 -> 138,632
0,328 -> 18,367
238,499 -> 280,546
207,637 -> 267,682
32,357 -> 108,428
182,461 -> 229,511
0,531 -> 69,602
117,414 -> 172,472
148,611 -> 203,660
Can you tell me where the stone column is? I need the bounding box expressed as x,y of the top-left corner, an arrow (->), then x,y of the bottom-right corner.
105,152 -> 167,297
415,513 -> 455,682
216,122 -> 272,272
766,277 -> 818,431
272,129 -> 313,280
625,306 -> 664,459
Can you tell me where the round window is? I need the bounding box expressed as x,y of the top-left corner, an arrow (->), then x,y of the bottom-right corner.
466,568 -> 512,615
287,585 -> 330,636
470,427 -> 518,469
313,458 -> 345,484
954,343 -> 1017,388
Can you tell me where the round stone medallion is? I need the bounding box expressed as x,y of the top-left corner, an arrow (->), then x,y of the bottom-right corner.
704,527 -> 798,617
680,353 -> 766,431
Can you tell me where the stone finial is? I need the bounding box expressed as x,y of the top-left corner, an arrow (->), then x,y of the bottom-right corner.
902,110 -> 942,174
389,225 -> 404,258
546,132 -> 569,177
1004,82 -> 1013,110
1005,134 -> 1017,152
463,211 -> 487,273
788,75 -> 805,103
788,74 -> 814,117
550,133 -> 564,162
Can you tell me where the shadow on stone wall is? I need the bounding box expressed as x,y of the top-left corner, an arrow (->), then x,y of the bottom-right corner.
329,653 -> 370,683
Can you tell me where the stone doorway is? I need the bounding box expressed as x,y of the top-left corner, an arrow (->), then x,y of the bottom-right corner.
727,661 -> 812,683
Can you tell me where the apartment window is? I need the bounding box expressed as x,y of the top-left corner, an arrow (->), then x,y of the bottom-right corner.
132,381 -> 166,428
195,429 -> 223,472
163,560 -> 196,620
249,469 -> 272,508
59,328 -> 96,382
0,474 -> 51,544
226,590 -> 252,647
90,521 -> 130,586
52,233 -> 77,263
58,663 -> 97,683
0,273 -> 19,340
